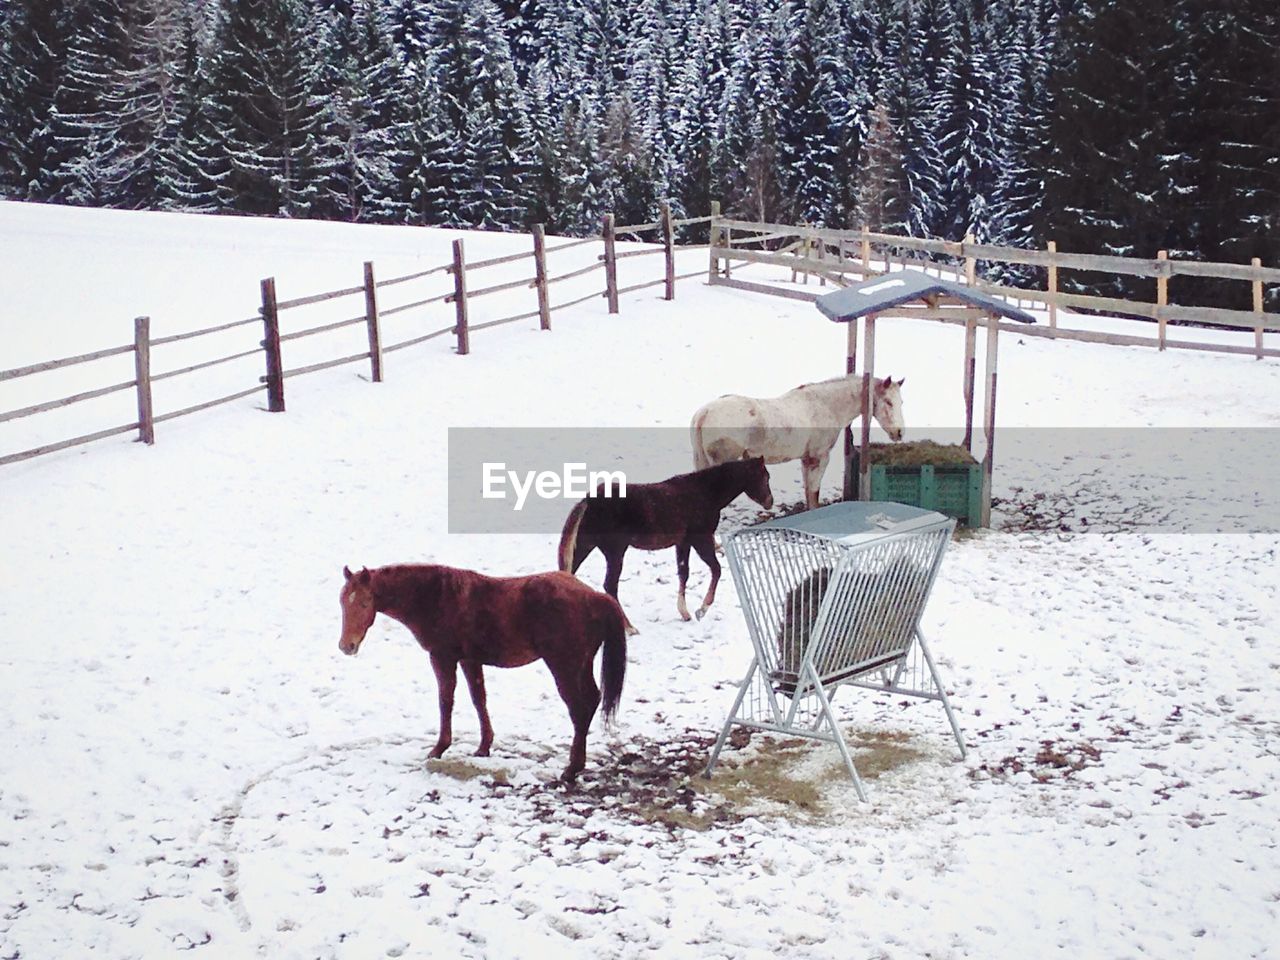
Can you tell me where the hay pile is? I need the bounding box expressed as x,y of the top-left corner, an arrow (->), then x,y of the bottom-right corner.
772,555 -> 929,694
861,439 -> 977,467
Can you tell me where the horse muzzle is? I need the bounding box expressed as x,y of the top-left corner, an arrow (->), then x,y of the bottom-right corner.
889,429 -> 904,442
338,636 -> 363,656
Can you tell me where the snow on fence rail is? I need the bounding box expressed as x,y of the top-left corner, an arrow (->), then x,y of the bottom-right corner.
710,212 -> 1280,360
0,204 -> 713,467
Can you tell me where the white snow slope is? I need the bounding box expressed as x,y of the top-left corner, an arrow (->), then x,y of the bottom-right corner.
1,201 -> 1278,960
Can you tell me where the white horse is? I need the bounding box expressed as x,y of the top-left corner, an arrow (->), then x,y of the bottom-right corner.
690,374 -> 905,510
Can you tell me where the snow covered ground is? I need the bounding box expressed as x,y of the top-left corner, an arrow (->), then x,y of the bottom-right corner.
1,201 -> 1278,959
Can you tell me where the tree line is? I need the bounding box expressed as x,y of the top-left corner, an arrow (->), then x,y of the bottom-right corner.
1,0 -> 1275,307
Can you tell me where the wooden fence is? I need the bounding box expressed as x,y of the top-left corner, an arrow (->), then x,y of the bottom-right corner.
708,210 -> 1280,360
0,203 -> 711,467
7,201 -> 1276,469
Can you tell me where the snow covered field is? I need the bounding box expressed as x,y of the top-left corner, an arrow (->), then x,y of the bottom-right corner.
2,202 -> 1278,959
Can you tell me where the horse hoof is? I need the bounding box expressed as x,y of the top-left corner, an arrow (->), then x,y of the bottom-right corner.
560,768 -> 581,784
679,611 -> 691,622
695,607 -> 707,621
474,747 -> 491,758
625,625 -> 640,637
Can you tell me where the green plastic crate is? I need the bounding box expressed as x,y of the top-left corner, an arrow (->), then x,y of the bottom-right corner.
851,453 -> 986,527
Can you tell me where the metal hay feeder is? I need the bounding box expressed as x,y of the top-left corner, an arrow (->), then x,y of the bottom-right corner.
705,501 -> 966,800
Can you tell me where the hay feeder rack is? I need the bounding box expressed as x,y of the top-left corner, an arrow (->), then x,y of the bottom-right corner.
705,501 -> 966,800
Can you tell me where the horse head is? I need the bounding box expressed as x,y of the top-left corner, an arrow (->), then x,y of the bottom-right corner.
741,455 -> 774,510
338,565 -> 376,656
872,376 -> 905,442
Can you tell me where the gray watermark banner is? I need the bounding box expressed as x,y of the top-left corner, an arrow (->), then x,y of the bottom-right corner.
447,427 -> 1280,535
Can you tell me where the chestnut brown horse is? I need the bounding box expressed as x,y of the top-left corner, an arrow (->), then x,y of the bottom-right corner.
338,564 -> 627,781
557,456 -> 773,630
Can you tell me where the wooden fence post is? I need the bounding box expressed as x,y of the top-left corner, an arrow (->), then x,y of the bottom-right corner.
452,239 -> 470,355
861,226 -> 871,276
1157,249 -> 1169,350
133,315 -> 154,444
1047,240 -> 1058,338
842,319 -> 858,501
855,313 -> 875,504
964,232 -> 976,287
533,224 -> 551,329
981,312 -> 1000,528
708,200 -> 721,282
363,261 -> 383,382
661,201 -> 675,300
962,316 -> 977,452
724,221 -> 733,280
1253,257 -> 1264,359
603,213 -> 619,313
260,277 -> 285,412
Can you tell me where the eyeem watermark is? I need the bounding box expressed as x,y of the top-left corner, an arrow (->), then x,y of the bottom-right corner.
448,426 -> 1280,534
482,462 -> 627,511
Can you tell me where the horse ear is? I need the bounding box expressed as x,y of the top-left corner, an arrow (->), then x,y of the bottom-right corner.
343,565 -> 353,581
897,377 -> 905,387
357,567 -> 371,585
880,374 -> 893,390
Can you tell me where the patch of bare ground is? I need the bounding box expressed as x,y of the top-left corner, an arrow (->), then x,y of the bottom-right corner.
425,757 -> 511,785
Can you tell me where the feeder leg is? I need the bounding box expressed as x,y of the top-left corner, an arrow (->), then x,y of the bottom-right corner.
704,661 -> 758,777
808,666 -> 867,801
915,628 -> 967,759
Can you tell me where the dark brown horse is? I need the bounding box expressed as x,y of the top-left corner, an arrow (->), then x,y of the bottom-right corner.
557,456 -> 773,630
337,564 -> 627,781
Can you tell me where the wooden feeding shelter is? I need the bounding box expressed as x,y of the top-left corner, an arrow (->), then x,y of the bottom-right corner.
815,272 -> 1036,527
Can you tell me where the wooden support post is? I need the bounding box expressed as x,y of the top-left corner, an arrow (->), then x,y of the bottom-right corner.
533,224 -> 551,329
363,261 -> 383,382
603,213 -> 619,313
661,202 -> 675,301
858,314 -> 877,502
1047,240 -> 1058,338
708,200 -> 721,283
843,319 -> 858,501
981,312 -> 999,528
962,315 -> 977,452
1253,257 -> 1264,359
133,315 -> 154,444
964,232 -> 976,287
861,226 -> 871,275
724,223 -> 733,279
817,236 -> 825,286
452,239 -> 470,355
1157,249 -> 1169,350
260,277 -> 285,412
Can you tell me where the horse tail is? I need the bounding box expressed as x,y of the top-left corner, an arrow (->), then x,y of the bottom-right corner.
557,498 -> 592,573
690,407 -> 712,470
598,599 -> 627,722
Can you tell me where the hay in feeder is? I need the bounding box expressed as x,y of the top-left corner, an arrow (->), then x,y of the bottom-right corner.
772,554 -> 930,695
863,440 -> 977,467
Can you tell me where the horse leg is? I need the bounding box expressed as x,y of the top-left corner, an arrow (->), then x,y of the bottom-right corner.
428,653 -> 458,759
675,541 -> 692,621
547,656 -> 602,782
691,533 -> 721,620
602,546 -> 639,636
802,452 -> 829,510
801,455 -> 819,510
460,660 -> 494,757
